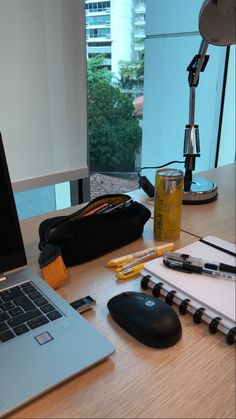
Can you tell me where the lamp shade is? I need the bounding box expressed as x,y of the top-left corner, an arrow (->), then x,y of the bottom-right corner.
199,0 -> 236,45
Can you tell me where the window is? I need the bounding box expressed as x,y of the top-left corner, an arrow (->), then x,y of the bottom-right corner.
88,41 -> 112,47
86,0 -> 145,198
141,0 -> 234,185
86,0 -> 235,200
87,27 -> 111,38
85,1 -> 111,13
14,183 -> 70,220
87,15 -> 110,25
10,0 -> 234,219
217,46 -> 236,166
88,52 -> 111,59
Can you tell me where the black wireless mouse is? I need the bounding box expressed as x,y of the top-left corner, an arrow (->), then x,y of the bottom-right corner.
107,291 -> 182,348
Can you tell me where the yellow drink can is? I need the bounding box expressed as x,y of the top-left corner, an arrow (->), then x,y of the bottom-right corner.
154,168 -> 183,241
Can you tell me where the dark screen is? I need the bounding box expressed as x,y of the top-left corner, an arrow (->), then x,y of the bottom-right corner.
0,133 -> 27,274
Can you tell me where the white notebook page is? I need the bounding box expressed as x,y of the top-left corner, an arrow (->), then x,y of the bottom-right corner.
143,236 -> 236,324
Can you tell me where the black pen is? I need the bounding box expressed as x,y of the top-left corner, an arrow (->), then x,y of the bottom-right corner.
99,198 -> 133,214
164,251 -> 236,274
163,259 -> 236,280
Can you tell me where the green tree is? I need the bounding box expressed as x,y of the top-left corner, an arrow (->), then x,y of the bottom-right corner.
119,54 -> 144,90
87,54 -> 112,85
87,56 -> 141,172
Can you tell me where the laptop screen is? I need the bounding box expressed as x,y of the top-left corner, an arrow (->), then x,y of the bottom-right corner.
0,133 -> 27,275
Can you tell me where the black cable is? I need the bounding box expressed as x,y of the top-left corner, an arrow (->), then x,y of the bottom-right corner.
214,46 -> 230,168
137,160 -> 185,198
137,160 -> 185,177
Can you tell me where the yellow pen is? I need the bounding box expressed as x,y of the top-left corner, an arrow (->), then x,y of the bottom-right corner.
115,243 -> 174,271
107,243 -> 174,268
107,249 -> 153,267
116,263 -> 145,280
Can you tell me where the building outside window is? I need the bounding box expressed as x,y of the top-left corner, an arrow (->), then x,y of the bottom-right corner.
85,0 -> 146,198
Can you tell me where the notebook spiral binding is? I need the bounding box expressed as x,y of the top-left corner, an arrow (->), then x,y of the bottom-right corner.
209,317 -> 222,334
179,299 -> 191,315
193,308 -> 205,324
165,290 -> 176,305
141,275 -> 236,345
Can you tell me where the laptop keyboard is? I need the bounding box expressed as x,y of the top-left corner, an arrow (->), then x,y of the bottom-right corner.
0,281 -> 63,343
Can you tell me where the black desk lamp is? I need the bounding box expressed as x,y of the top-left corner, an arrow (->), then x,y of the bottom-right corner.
182,0 -> 236,204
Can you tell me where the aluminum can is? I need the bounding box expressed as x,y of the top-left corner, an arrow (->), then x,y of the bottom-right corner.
154,168 -> 183,241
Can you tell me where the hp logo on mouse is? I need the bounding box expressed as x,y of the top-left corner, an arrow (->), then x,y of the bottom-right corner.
145,300 -> 155,307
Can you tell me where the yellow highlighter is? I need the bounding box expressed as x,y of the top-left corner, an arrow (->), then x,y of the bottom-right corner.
107,249 -> 153,267
116,263 -> 145,280
115,243 -> 175,280
115,243 -> 174,272
107,243 -> 174,268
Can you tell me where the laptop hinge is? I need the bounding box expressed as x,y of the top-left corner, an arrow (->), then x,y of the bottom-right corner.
0,274 -> 7,282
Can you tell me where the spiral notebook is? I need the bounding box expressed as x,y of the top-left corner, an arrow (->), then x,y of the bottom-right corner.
141,236 -> 236,342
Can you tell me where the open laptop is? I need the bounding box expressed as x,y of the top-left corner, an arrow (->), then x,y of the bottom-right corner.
0,133 -> 114,417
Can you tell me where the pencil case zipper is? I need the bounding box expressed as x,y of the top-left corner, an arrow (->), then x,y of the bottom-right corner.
44,193 -> 132,243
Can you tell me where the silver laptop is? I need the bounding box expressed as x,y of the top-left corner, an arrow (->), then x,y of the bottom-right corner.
0,133 -> 114,417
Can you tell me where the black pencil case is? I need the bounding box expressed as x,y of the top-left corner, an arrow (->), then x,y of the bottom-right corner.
38,193 -> 151,288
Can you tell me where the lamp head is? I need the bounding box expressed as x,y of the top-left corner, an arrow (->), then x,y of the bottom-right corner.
199,0 -> 236,45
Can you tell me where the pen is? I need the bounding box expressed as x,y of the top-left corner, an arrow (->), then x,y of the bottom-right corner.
116,250 -> 157,271
100,198 -> 133,214
107,243 -> 174,267
163,259 -> 236,280
82,202 -> 111,217
116,263 -> 145,280
164,251 -> 236,274
116,243 -> 175,271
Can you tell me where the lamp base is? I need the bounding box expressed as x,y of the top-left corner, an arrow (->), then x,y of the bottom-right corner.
182,176 -> 218,204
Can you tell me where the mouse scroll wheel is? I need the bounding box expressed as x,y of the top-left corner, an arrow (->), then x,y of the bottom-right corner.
145,300 -> 155,307
123,292 -> 146,301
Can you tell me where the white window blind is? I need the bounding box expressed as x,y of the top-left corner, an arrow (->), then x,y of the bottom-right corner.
0,0 -> 88,192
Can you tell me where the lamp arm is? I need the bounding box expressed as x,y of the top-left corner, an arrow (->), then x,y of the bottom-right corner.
183,39 -> 210,191
189,39 -> 209,87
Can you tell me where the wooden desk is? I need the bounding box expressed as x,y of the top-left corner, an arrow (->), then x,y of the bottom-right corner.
132,163 -> 236,243
13,165 -> 235,419
181,163 -> 236,242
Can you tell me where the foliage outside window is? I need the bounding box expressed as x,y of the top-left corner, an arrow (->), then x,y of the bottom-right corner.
119,55 -> 144,91
87,55 -> 142,172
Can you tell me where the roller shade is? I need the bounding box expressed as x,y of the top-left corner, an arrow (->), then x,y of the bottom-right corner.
0,0 -> 88,192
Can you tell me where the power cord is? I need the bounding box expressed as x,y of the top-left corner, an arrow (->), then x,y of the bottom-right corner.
137,160 -> 185,197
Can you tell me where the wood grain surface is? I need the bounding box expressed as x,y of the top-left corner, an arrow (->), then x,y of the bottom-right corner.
11,164 -> 235,419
